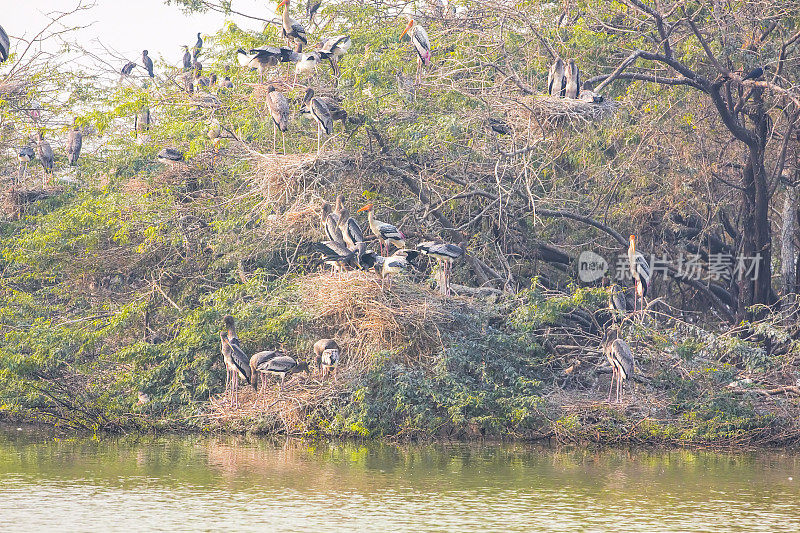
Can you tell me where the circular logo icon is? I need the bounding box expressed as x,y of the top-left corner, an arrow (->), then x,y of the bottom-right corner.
577,251 -> 608,283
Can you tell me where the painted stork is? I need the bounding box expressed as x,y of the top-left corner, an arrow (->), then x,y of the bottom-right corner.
193,32 -> 203,60
16,141 -> 35,184
238,47 -> 297,84
400,19 -> 431,83
278,0 -> 308,49
317,35 -> 351,79
337,207 -> 365,248
334,194 -> 345,219
607,283 -> 628,322
565,58 -> 580,99
314,338 -> 340,379
300,88 -> 345,132
265,85 -> 290,154
257,355 -> 310,392
182,45 -> 192,71
157,147 -> 184,169
299,88 -> 333,153
66,121 -> 82,167
357,203 -> 406,255
295,51 -> 321,82
142,50 -> 154,78
628,235 -> 651,315
315,239 -> 358,273
192,59 -> 203,77
219,331 -> 252,406
0,25 -> 10,63
249,350 -> 280,399
320,201 -> 344,242
417,241 -> 465,296
601,328 -> 635,403
306,0 -> 321,23
36,132 -> 54,183
374,252 -> 411,289
547,58 -> 565,96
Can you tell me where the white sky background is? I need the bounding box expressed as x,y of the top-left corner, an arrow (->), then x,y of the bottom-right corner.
2,0 -> 274,71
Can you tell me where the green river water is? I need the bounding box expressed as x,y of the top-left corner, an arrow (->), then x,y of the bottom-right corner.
0,425 -> 798,531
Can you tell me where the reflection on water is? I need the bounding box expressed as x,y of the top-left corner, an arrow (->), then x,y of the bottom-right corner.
1,424 -> 799,532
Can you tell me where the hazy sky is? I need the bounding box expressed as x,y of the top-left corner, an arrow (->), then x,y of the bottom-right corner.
2,0 -> 271,67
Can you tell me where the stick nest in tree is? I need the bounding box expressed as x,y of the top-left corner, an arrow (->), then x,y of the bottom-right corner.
525,95 -> 617,125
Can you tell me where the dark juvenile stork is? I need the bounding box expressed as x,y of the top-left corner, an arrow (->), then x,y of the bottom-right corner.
142,50 -> 154,78
313,338 -> 340,379
265,85 -> 290,154
300,88 -> 333,153
607,283 -> 628,323
278,0 -> 308,50
317,35 -> 351,79
357,203 -> 406,255
135,106 -> 150,141
417,241 -> 465,296
157,147 -> 184,168
36,132 -> 54,183
219,332 -> 252,406
306,0 -> 321,23
220,76 -> 234,91
119,61 -> 136,83
487,117 -> 511,135
320,201 -> 343,242
193,32 -> 203,60
337,207 -> 365,248
249,350 -> 280,399
601,328 -> 635,403
334,194 -> 345,220
547,58 -> 565,96
257,355 -> 310,392
0,24 -> 10,63
314,239 -> 357,273
66,121 -> 82,167
400,19 -> 431,83
628,235 -> 651,315
16,141 -> 35,184
565,58 -> 580,99
300,88 -> 345,132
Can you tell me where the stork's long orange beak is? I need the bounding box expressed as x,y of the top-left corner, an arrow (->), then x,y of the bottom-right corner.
278,0 -> 287,8
357,203 -> 373,213
400,20 -> 414,41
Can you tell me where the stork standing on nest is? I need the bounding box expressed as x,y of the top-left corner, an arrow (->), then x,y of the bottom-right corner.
601,328 -> 635,403
219,331 -> 252,407
315,239 -> 358,273
314,339 -> 340,379
565,59 -> 580,99
417,241 -> 465,296
36,132 -> 54,185
258,355 -> 310,392
337,207 -> 365,248
628,235 -> 651,316
66,120 -> 82,167
547,58 -> 566,96
300,88 -> 333,153
357,203 -> 406,256
278,0 -> 308,51
250,350 -> 280,401
400,18 -> 431,84
321,201 -> 343,242
265,85 -> 290,154
16,140 -> 35,185
142,50 -> 154,78
238,47 -> 297,84
0,25 -> 10,64
317,35 -> 351,80
295,51 -> 321,83
157,147 -> 184,169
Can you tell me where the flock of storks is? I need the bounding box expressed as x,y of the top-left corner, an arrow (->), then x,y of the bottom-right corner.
1,3 -> 648,405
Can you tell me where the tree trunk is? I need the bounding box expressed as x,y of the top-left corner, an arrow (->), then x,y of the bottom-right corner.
781,185 -> 798,309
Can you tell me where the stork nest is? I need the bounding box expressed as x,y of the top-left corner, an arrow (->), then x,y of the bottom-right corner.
250,149 -> 352,204
526,94 -> 617,124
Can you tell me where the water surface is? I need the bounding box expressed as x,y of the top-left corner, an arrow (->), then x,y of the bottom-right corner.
0,425 -> 798,531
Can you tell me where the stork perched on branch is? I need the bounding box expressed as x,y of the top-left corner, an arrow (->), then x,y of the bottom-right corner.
601,328 -> 635,403
142,50 -> 154,78
238,47 -> 297,83
357,203 -> 406,255
17,141 -> 35,185
278,0 -> 308,49
317,35 -> 351,79
36,132 -> 54,184
300,88 -> 333,153
66,120 -> 82,167
547,58 -> 565,96
417,241 -> 465,296
266,85 -> 290,154
628,235 -> 651,315
400,18 -> 431,83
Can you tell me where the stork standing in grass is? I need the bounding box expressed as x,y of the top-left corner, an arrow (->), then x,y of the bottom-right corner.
628,234 -> 651,315
317,35 -> 351,81
36,132 -> 54,185
357,203 -> 406,256
300,88 -> 333,153
400,19 -> 431,83
337,207 -> 365,248
548,58 -> 565,96
219,331 -> 252,407
601,328 -> 635,403
278,0 -> 308,50
417,241 -> 465,296
265,85 -> 290,154
314,339 -> 340,379
66,121 -> 82,167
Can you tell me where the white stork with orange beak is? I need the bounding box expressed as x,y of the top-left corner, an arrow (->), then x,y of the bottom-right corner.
278,0 -> 308,50
627,234 -> 651,316
400,18 -> 431,83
